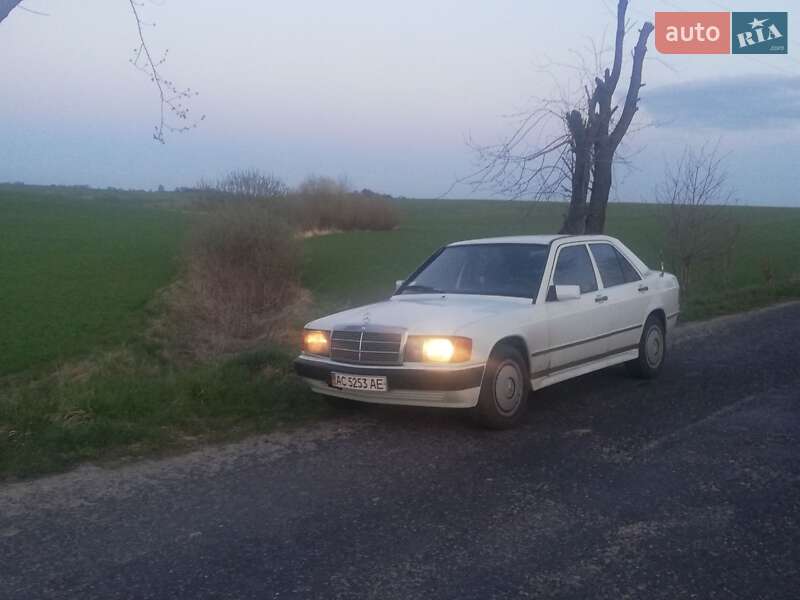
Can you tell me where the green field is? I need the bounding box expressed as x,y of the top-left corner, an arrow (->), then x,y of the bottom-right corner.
5,188 -> 799,379
0,185 -> 185,376
303,199 -> 800,319
2,186 -> 799,478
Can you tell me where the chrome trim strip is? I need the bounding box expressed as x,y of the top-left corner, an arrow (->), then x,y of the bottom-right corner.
297,354 -> 485,372
530,323 -> 642,358
531,344 -> 638,379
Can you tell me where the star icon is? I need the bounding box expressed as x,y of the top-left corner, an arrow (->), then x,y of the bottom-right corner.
748,17 -> 768,29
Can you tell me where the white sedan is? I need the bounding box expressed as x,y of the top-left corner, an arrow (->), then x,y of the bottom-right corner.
294,235 -> 680,428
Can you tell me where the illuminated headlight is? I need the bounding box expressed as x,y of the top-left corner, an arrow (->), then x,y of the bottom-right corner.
423,338 -> 455,362
405,336 -> 472,363
303,329 -> 330,356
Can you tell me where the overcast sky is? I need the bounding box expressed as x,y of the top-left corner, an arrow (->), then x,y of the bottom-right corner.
0,0 -> 798,205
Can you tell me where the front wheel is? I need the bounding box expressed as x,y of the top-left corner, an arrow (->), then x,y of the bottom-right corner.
471,344 -> 530,429
626,314 -> 666,379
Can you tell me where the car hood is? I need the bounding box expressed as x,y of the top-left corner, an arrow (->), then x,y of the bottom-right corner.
306,294 -> 533,335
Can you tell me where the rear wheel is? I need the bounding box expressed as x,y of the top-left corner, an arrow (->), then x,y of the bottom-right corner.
471,344 -> 530,429
626,314 -> 666,379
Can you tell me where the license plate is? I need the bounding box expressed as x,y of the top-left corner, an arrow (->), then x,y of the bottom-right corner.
330,372 -> 388,392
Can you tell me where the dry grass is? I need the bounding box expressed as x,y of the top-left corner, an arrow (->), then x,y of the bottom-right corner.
162,204 -> 307,362
288,176 -> 399,232
188,177 -> 399,235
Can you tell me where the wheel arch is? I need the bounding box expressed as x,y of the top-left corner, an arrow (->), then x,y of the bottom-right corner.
646,307 -> 667,332
641,306 -> 669,337
491,336 -> 531,375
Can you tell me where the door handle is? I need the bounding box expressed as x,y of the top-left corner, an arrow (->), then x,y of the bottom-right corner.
595,295 -> 608,303
638,285 -> 649,293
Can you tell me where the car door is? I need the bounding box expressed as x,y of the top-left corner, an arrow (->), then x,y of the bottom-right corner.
588,242 -> 650,354
540,243 -> 611,377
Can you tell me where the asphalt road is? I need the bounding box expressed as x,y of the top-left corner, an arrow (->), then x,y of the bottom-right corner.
2,303 -> 799,599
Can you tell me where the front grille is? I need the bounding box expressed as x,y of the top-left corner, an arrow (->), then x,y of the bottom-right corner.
330,329 -> 403,365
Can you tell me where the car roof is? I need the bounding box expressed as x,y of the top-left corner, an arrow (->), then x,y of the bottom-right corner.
448,234 -> 619,246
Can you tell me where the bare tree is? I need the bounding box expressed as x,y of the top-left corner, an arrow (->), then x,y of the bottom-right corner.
213,169 -> 289,198
467,0 -> 653,235
1,0 -> 201,143
656,144 -> 739,295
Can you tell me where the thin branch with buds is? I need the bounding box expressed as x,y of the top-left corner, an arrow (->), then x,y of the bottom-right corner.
127,0 -> 204,143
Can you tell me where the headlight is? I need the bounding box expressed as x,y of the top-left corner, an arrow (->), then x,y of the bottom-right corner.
405,336 -> 472,363
422,338 -> 455,362
303,329 -> 330,356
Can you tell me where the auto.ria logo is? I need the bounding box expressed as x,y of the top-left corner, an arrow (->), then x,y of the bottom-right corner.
732,12 -> 788,54
655,11 -> 788,54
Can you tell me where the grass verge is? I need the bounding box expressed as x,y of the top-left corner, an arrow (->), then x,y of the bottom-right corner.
681,279 -> 800,321
0,348 -> 327,480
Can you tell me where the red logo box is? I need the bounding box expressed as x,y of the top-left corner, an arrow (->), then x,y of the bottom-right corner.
655,12 -> 731,54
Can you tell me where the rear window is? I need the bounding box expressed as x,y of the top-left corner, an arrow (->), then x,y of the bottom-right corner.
590,243 -> 641,286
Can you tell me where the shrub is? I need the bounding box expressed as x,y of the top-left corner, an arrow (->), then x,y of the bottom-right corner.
288,176 -> 399,232
166,204 -> 304,360
656,144 -> 739,295
190,172 -> 400,233
213,169 -> 288,198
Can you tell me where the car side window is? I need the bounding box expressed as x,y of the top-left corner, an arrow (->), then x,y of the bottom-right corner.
590,243 -> 625,287
553,245 -> 597,294
590,243 -> 641,287
616,249 -> 641,283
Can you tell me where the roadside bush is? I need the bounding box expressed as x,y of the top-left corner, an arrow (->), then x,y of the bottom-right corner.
288,176 -> 399,233
656,144 -> 739,295
190,173 -> 399,233
165,204 -> 305,360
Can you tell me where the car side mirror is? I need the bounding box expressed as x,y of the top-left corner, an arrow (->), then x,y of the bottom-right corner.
395,279 -> 405,292
554,284 -> 581,301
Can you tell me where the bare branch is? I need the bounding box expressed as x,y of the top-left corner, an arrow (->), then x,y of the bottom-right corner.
127,0 -> 204,143
656,142 -> 740,293
610,22 -> 654,149
608,0 -> 627,90
458,99 -> 573,201
17,4 -> 49,16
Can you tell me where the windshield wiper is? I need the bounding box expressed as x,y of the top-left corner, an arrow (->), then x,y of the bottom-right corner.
400,284 -> 443,294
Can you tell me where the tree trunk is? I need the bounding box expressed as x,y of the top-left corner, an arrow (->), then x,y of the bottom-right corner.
0,0 -> 23,23
560,110 -> 592,234
556,0 -> 654,236
560,196 -> 587,234
585,22 -> 654,234
586,144 -> 613,233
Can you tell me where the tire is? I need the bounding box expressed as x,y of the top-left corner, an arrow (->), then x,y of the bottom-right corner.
471,344 -> 530,429
324,396 -> 363,411
626,314 -> 666,379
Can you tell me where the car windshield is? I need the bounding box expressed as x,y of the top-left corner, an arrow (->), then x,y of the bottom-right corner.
399,243 -> 549,299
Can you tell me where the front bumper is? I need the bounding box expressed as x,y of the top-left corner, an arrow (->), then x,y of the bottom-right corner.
293,356 -> 485,408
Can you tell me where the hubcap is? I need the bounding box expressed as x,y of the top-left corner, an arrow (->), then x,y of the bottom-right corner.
645,326 -> 663,368
494,362 -> 523,414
